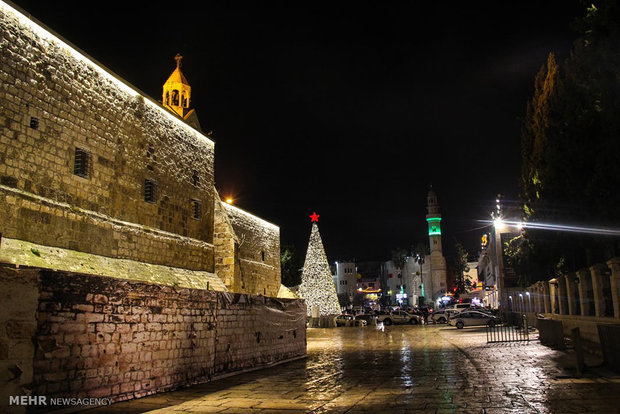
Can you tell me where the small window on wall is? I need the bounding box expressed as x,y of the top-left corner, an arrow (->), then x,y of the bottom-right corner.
73,148 -> 90,178
192,170 -> 199,187
261,251 -> 265,262
191,199 -> 201,219
30,117 -> 39,129
144,180 -> 156,203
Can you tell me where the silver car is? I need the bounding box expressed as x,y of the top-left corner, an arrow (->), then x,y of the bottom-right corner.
448,310 -> 500,329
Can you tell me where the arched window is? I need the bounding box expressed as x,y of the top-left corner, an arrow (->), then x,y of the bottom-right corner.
165,91 -> 170,105
181,93 -> 187,108
171,90 -> 179,106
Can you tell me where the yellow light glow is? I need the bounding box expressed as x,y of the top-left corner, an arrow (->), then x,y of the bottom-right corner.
226,198 -> 233,204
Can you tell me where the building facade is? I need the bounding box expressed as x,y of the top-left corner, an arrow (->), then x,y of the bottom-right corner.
335,261 -> 357,296
0,2 -> 280,297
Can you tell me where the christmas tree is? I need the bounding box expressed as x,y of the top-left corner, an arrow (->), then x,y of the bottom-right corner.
298,212 -> 341,316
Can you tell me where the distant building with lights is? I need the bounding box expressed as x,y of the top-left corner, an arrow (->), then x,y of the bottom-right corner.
381,258 -> 423,307
334,261 -> 357,296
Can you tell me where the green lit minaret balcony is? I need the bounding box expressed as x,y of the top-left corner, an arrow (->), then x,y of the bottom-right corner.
427,217 -> 442,236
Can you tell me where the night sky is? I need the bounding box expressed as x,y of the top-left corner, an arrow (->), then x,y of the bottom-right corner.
12,1 -> 585,262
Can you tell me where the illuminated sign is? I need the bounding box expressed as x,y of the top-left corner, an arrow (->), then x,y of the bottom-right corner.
481,234 -> 488,247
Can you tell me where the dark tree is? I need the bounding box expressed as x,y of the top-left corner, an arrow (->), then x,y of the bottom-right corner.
451,242 -> 472,294
518,1 -> 620,280
337,293 -> 351,310
280,244 -> 302,287
391,248 -> 407,271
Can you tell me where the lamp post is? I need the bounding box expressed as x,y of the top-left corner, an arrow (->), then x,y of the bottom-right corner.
492,194 -> 507,310
492,217 -> 507,309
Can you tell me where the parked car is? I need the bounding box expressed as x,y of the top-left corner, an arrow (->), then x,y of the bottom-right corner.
355,314 -> 376,324
334,314 -> 367,327
448,310 -> 500,329
447,303 -> 473,312
376,310 -> 421,325
432,309 -> 461,323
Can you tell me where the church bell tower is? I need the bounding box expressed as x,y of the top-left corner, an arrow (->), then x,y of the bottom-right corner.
162,54 -> 201,130
163,54 -> 191,118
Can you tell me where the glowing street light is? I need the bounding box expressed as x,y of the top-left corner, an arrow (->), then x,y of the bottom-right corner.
493,217 -> 505,232
225,197 -> 233,204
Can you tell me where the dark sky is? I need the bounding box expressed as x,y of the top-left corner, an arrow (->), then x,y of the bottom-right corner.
12,0 -> 585,262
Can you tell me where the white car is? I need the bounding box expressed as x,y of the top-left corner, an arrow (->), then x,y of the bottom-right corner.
448,310 -> 500,329
431,309 -> 460,324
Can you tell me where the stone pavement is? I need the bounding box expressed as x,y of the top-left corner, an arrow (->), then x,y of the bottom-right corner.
84,324 -> 620,413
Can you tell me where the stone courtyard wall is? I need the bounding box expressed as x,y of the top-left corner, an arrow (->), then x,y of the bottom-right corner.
0,267 -> 306,412
0,3 -> 215,271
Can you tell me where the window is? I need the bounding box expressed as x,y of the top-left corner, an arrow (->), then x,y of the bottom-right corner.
261,251 -> 265,261
30,117 -> 39,129
144,180 -> 156,203
171,90 -> 179,106
191,199 -> 201,219
192,170 -> 199,187
73,148 -> 90,178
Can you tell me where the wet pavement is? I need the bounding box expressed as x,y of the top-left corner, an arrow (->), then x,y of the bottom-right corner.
85,324 -> 620,413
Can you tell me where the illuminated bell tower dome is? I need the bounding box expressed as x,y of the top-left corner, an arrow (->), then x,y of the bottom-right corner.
162,54 -> 201,130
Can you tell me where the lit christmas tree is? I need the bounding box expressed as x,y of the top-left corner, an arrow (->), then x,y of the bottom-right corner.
298,212 -> 341,316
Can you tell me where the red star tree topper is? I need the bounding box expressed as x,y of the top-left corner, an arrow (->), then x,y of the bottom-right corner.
309,212 -> 320,222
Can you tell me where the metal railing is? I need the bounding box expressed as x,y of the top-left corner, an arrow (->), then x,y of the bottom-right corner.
486,312 -> 530,343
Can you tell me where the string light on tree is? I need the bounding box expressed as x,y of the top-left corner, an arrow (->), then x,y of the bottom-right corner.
298,212 -> 341,316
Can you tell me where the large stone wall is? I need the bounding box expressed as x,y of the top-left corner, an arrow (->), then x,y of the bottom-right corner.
223,203 -> 281,297
0,4 -> 215,271
0,268 -> 306,412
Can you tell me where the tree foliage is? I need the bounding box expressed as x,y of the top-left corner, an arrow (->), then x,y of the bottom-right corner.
391,248 -> 407,270
337,292 -> 351,309
452,242 -> 472,294
518,1 -> 620,280
280,244 -> 302,287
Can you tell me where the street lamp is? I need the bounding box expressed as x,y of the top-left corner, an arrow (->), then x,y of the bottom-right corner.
492,194 -> 507,311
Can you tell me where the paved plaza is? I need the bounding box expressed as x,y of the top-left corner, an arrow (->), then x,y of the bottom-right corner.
86,325 -> 620,413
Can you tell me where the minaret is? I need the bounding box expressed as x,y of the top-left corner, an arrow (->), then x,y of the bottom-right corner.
162,54 -> 201,130
426,188 -> 443,254
424,187 -> 447,304
163,54 -> 192,118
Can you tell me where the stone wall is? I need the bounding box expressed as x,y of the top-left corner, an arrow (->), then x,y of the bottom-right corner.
0,267 -> 39,413
213,195 -> 239,290
223,204 -> 281,297
0,4 -> 215,271
0,268 -> 306,412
